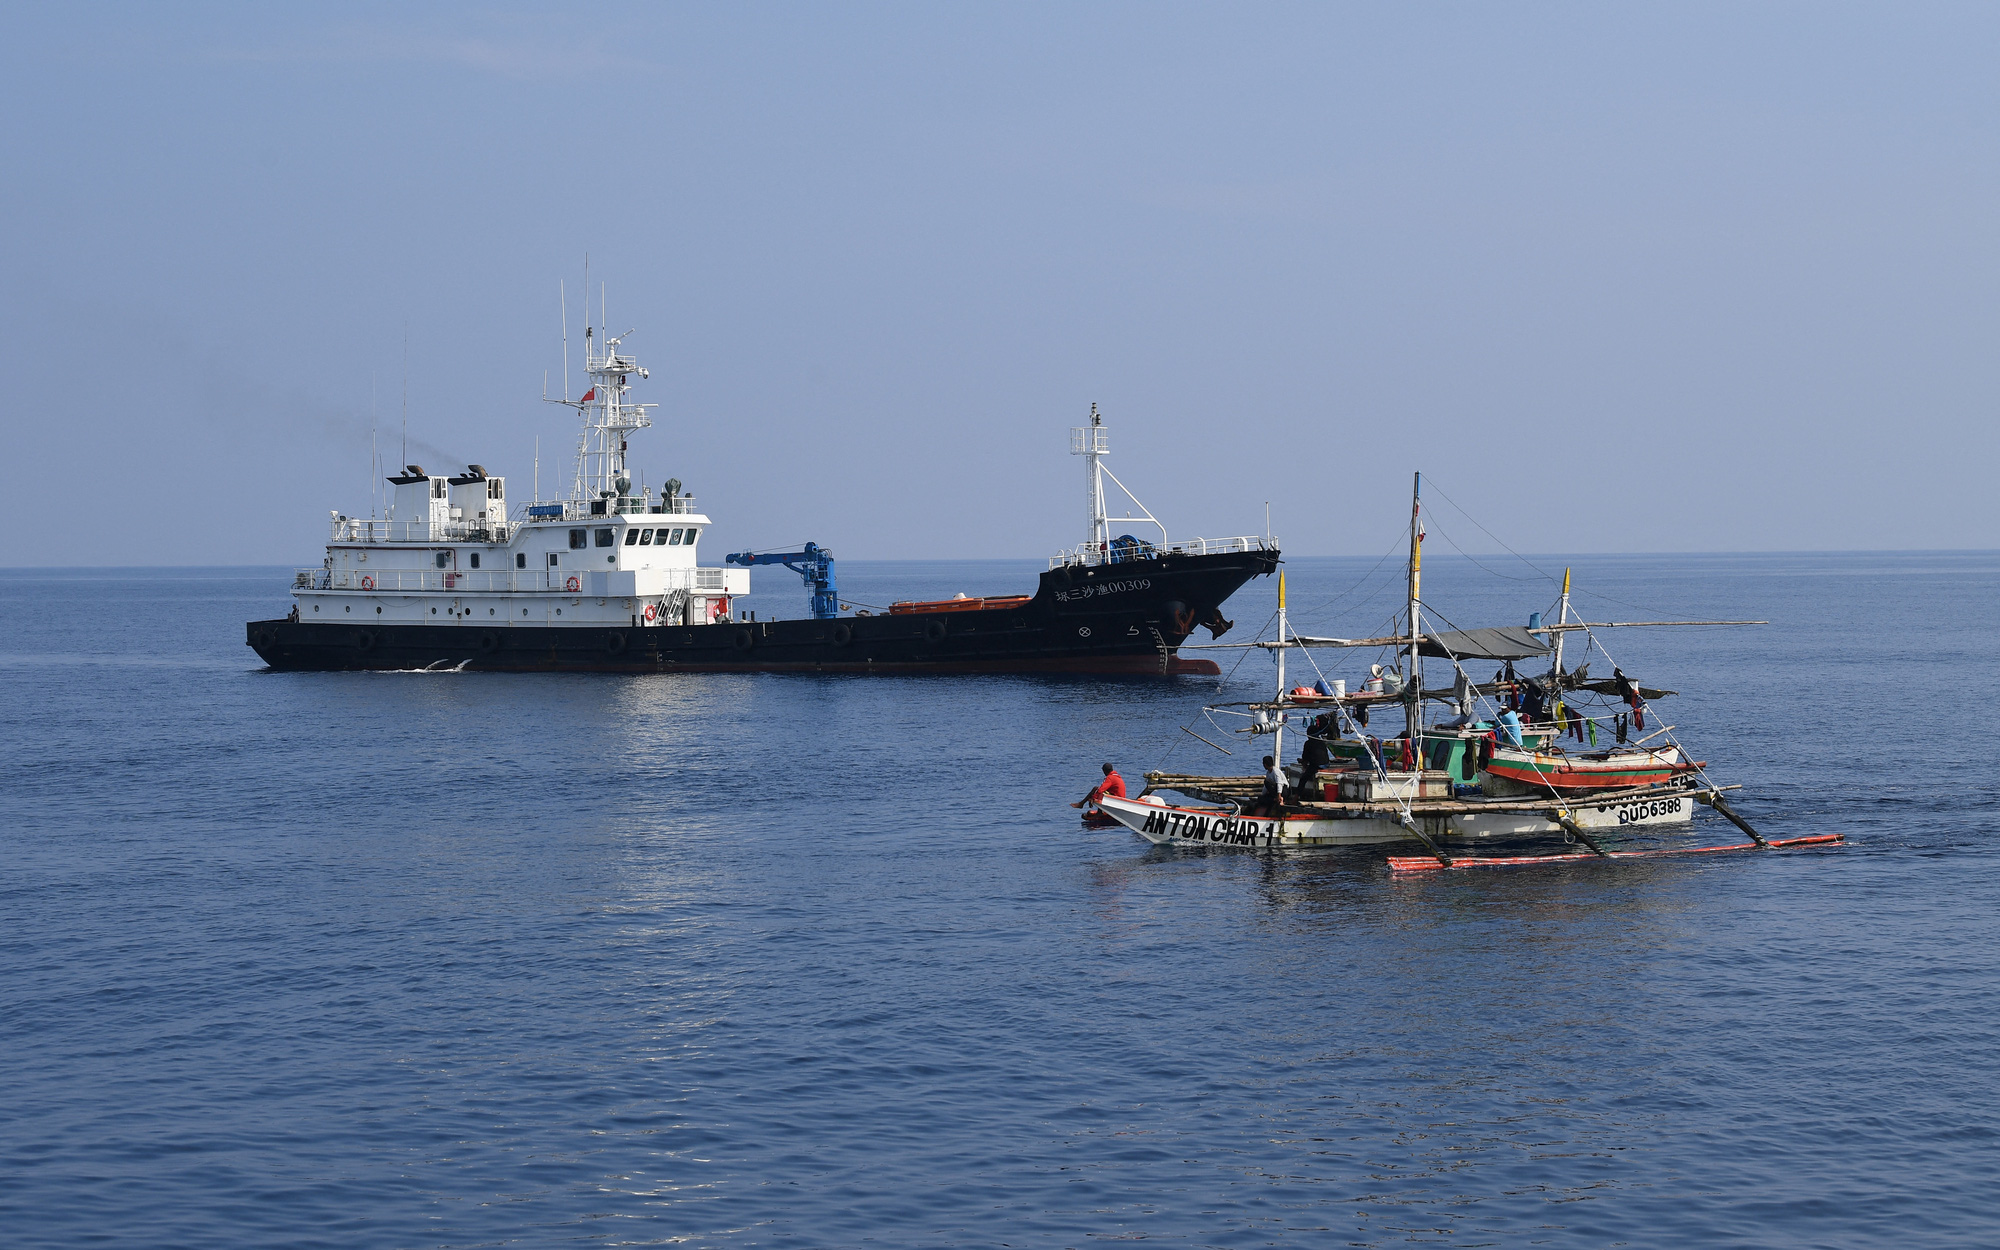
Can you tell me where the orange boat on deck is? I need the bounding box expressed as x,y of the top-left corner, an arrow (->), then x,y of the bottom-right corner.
1480,743 -> 1704,794
889,595 -> 1033,614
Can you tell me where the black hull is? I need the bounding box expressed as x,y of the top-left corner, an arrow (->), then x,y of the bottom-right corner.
247,549 -> 1278,675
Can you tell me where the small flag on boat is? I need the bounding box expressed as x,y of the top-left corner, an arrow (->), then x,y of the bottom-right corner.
1279,571 -> 1287,609
579,387 -> 597,403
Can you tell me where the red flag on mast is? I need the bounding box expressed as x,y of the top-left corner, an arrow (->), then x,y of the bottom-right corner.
579,387 -> 596,403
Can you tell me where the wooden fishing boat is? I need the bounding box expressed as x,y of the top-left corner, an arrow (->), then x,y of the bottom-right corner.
1073,472 -> 1836,869
1094,778 -> 1704,850
1480,743 -> 1700,794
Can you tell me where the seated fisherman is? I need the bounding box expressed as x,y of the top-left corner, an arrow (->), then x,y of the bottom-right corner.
1071,763 -> 1126,810
1496,707 -> 1525,747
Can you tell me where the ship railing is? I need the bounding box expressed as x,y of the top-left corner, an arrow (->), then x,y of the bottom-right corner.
330,518 -> 512,544
292,567 -> 730,594
331,502 -> 703,539
1048,534 -> 1275,569
516,495 -> 700,523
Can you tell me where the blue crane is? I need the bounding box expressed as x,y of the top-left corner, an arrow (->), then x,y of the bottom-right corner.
724,542 -> 839,620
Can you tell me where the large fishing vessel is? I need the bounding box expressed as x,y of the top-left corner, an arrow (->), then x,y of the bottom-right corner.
247,313 -> 1277,674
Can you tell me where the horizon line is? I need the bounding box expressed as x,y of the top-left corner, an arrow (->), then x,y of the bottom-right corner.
4,547 -> 1999,573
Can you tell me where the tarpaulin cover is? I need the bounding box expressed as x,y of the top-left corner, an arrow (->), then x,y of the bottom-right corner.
1419,626 -> 1550,660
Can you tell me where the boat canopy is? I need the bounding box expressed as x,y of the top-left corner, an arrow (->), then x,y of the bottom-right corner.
1285,625 -> 1550,660
1419,626 -> 1550,661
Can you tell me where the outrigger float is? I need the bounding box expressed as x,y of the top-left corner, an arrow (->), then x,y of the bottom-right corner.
1087,473 -> 1843,870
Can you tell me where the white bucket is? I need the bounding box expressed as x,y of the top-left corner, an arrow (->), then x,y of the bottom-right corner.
1330,679 -> 1347,698
1363,677 -> 1383,694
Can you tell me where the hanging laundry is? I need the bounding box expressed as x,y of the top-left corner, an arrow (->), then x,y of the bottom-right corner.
1586,717 -> 1598,747
1615,713 -> 1629,744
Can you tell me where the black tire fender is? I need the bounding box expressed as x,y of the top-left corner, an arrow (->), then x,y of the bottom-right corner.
479,632 -> 501,653
831,622 -> 854,646
732,628 -> 754,651
606,630 -> 627,655
355,629 -> 376,651
923,619 -> 947,643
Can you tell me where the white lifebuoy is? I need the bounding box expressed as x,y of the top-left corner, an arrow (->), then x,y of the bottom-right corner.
643,603 -> 658,623
565,576 -> 580,592
359,575 -> 375,590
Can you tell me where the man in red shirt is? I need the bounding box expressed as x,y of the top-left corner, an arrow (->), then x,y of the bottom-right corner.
1072,763 -> 1126,810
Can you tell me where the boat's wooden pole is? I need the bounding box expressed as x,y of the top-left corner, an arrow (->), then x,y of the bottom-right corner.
1399,815 -> 1453,867
1181,725 -> 1233,755
1548,809 -> 1612,857
1701,793 -> 1769,846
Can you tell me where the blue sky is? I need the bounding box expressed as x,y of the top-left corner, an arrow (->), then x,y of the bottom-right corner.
3,3 -> 1995,565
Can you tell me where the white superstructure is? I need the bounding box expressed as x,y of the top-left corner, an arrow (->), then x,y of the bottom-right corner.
291,325 -> 749,629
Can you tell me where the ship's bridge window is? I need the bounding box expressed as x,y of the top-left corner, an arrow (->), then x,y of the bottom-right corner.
569,529 -> 587,550
683,526 -> 700,544
638,529 -> 654,546
667,528 -> 683,546
594,528 -> 614,548
624,528 -> 640,546
435,552 -> 450,568
516,553 -> 527,568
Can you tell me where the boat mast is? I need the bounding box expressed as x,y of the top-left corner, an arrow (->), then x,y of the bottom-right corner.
1405,471 -> 1423,740
1551,566 -> 1572,676
1274,570 -> 1287,763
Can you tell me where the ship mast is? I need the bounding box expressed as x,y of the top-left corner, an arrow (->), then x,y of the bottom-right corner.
565,314 -> 655,505
1072,403 -> 1111,554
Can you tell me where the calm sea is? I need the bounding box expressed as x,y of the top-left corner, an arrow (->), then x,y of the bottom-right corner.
4,552 -> 1997,1248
